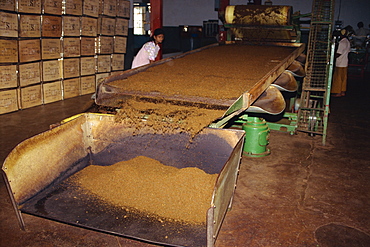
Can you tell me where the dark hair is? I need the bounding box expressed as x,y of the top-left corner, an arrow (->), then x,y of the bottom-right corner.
357,22 -> 364,28
149,28 -> 164,41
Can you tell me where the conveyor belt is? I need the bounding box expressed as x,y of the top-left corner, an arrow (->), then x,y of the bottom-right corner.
96,42 -> 305,119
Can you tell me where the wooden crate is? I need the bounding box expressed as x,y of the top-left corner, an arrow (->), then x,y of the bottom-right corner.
18,0 -> 42,14
63,37 -> 80,57
83,0 -> 99,17
0,39 -> 18,63
80,37 -> 95,56
19,62 -> 41,87
0,89 -> 18,114
81,17 -> 97,37
80,56 -> 96,76
115,18 -> 128,36
64,0 -> 83,15
98,17 -> 115,36
101,0 -> 116,17
0,12 -> 18,37
116,0 -> 130,18
42,15 -> 62,37
43,0 -> 62,15
42,38 -> 61,60
19,14 -> 41,37
63,58 -> 80,78
0,65 -> 17,89
95,72 -> 110,85
19,39 -> 41,63
80,75 -> 96,95
96,36 -> 113,54
19,84 -> 42,109
43,59 -> 62,81
111,53 -> 124,71
43,80 -> 62,104
0,0 -> 16,11
63,77 -> 80,98
63,16 -> 81,36
113,36 -> 127,53
97,55 -> 111,73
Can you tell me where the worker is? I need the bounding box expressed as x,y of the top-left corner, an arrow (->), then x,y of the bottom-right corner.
331,29 -> 351,97
353,22 -> 369,47
131,28 -> 164,69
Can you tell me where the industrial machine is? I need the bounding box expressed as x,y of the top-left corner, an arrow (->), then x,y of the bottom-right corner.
2,3 -> 315,247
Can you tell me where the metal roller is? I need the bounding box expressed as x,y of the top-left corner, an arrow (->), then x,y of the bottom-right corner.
245,86 -> 286,115
272,71 -> 298,92
225,5 -> 292,26
286,60 -> 306,77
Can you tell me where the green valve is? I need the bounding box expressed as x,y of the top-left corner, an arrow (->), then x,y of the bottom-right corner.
242,116 -> 271,157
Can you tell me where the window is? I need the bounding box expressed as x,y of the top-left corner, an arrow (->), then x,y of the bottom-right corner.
133,3 -> 151,35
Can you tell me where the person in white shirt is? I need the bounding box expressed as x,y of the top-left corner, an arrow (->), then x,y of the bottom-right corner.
353,22 -> 370,47
131,28 -> 164,69
331,29 -> 351,97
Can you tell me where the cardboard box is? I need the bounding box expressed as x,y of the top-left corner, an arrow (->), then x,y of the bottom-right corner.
63,37 -> 80,57
43,0 -> 63,15
96,36 -> 113,54
18,0 -> 42,14
117,0 -> 130,18
42,15 -> 62,37
63,16 -> 81,36
0,39 -> 18,63
0,89 -> 18,114
19,62 -> 41,87
101,0 -> 116,17
80,75 -> 96,95
81,17 -> 97,37
64,0 -> 83,15
19,84 -> 42,109
43,80 -> 62,104
63,58 -> 80,78
80,56 -> 96,76
95,72 -> 109,85
0,65 -> 18,89
80,37 -> 95,56
115,18 -> 128,36
97,55 -> 111,73
63,78 -> 80,98
19,14 -> 41,37
43,59 -> 62,81
42,38 -> 61,60
0,0 -> 16,11
83,0 -> 99,17
111,53 -> 124,71
113,36 -> 127,53
0,12 -> 18,37
99,17 -> 115,36
19,39 -> 41,63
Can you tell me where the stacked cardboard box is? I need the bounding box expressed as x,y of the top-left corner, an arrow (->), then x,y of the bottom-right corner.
0,0 -> 130,114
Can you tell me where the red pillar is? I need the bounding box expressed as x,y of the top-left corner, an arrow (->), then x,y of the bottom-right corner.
150,0 -> 163,60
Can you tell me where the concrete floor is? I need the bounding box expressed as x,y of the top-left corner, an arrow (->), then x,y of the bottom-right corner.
1,75 -> 370,247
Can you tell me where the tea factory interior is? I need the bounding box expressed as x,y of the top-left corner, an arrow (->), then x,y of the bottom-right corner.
1,0 -> 370,246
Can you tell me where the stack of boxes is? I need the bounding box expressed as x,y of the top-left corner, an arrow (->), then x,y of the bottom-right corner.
0,0 -> 130,114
